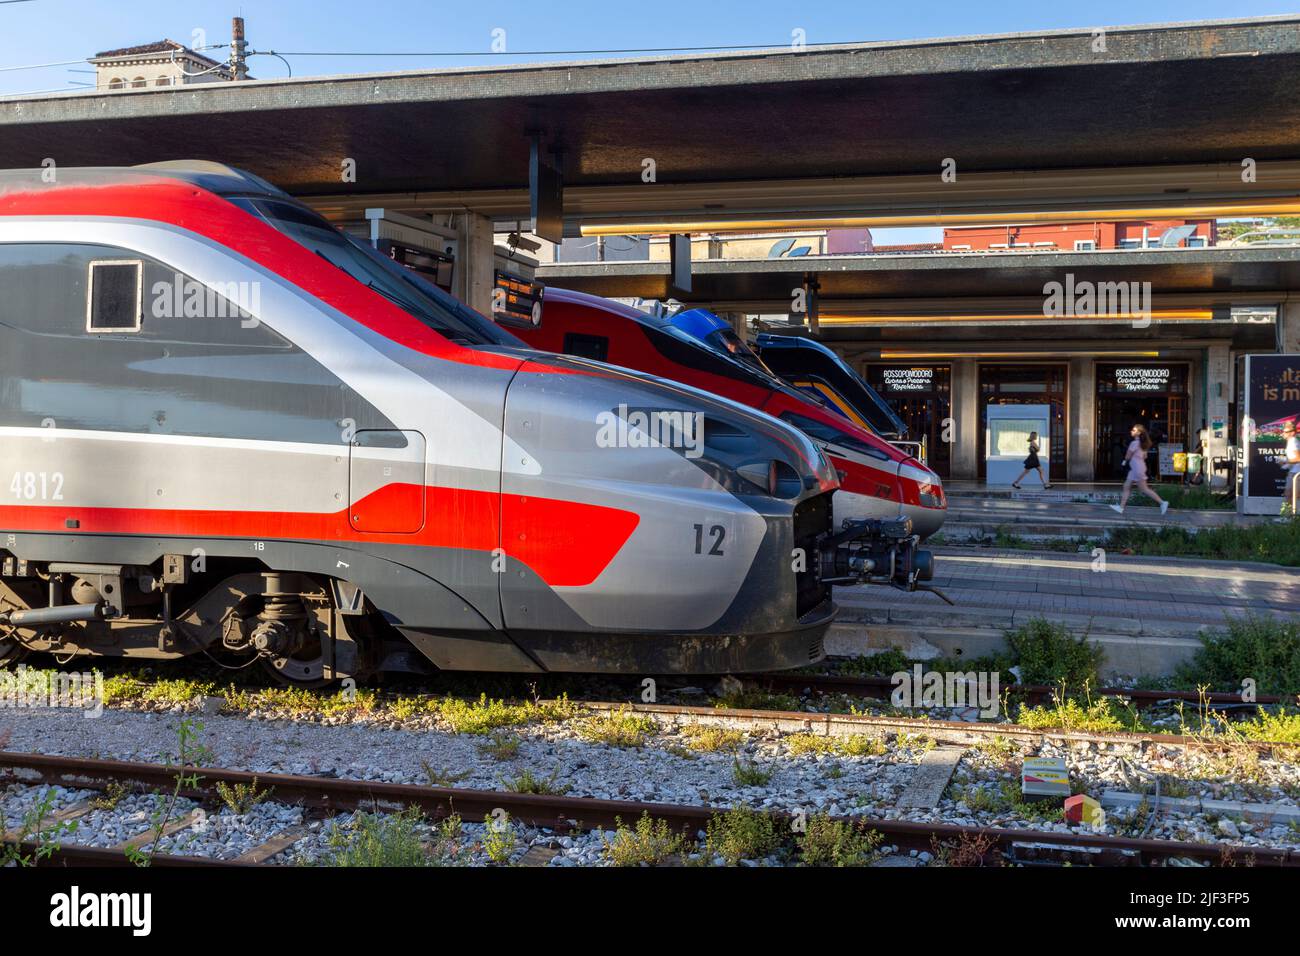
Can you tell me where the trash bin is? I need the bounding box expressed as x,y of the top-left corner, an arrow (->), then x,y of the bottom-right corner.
1186,453 -> 1203,474
1172,452 -> 1188,474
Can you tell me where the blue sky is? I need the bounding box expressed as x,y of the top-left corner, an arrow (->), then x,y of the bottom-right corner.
1,0 -> 1291,243
1,0 -> 1296,96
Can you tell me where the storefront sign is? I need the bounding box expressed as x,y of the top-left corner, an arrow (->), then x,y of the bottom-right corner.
880,367 -> 934,392
1113,367 -> 1171,392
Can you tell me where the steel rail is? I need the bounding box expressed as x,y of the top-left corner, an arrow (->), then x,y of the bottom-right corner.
1,750 -> 1294,867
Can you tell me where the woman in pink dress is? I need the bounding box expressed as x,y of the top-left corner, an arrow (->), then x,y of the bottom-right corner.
1110,424 -> 1169,515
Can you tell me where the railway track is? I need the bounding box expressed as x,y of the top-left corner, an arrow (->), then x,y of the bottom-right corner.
1,751 -> 1294,868
743,669 -> 1288,711
42,658 -> 1298,750
579,699 -> 1288,752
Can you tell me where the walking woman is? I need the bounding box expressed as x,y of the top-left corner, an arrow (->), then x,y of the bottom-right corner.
1011,432 -> 1050,489
1110,424 -> 1169,515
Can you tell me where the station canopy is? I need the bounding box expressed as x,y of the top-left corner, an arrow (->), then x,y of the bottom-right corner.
2,16 -> 1300,232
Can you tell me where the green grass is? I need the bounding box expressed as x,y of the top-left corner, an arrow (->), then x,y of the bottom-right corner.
603,813 -> 687,867
1108,518 -> 1300,567
731,758 -> 774,786
956,781 -> 1065,823
215,778 -> 272,815
713,688 -> 802,711
432,693 -> 579,735
502,767 -> 570,795
576,707 -> 657,748
1124,483 -> 1234,511
1016,694 -> 1131,734
838,648 -> 1013,679
1236,710 -> 1300,744
476,731 -> 522,761
797,814 -> 881,867
993,528 -> 1097,552
1006,618 -> 1104,693
698,807 -> 781,866
1175,615 -> 1300,697
482,813 -> 515,864
784,733 -> 885,758
320,807 -> 432,867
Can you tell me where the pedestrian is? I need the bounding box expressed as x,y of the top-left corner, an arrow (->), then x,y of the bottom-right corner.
1011,431 -> 1051,489
1110,423 -> 1169,515
1190,419 -> 1209,486
1282,420 -> 1300,516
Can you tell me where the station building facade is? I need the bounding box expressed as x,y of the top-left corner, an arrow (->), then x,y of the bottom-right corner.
833,316 -> 1281,486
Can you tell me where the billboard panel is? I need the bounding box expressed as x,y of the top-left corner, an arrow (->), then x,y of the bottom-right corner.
1239,353 -> 1300,514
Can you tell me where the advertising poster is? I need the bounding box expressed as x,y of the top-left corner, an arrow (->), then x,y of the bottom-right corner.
1241,354 -> 1300,511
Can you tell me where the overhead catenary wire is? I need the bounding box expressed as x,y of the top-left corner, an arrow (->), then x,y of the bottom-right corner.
234,40 -> 862,58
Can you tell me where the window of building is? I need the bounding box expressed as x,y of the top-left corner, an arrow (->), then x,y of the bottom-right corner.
86,260 -> 143,333
1118,238 -> 1143,249
1186,236 -> 1208,248
978,364 -> 1067,479
1073,240 -> 1096,251
131,76 -> 147,88
864,364 -> 953,478
1095,363 -> 1190,479
107,77 -> 125,90
155,76 -> 171,86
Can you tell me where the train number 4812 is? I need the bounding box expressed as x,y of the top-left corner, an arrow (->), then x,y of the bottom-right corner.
9,471 -> 64,501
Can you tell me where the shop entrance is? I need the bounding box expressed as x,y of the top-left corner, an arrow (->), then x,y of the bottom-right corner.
864,364 -> 952,478
1095,363 -> 1189,481
978,364 -> 1067,481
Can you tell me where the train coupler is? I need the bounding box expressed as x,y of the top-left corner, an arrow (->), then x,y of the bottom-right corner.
817,516 -> 936,590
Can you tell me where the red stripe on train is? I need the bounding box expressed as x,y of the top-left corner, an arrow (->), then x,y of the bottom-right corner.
0,181 -> 582,376
0,484 -> 640,588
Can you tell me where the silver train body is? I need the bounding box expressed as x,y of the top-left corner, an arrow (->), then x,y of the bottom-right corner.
0,163 -> 865,680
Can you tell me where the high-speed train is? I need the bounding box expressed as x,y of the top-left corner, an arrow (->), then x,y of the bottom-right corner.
0,161 -> 905,682
515,290 -> 947,545
752,333 -> 909,441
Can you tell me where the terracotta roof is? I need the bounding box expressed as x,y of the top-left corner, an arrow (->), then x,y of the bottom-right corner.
91,39 -> 221,68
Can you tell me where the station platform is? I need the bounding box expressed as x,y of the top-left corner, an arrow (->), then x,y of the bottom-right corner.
934,482 -> 1265,545
828,546 -> 1299,678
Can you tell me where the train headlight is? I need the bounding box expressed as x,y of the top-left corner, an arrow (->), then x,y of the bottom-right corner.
737,459 -> 803,499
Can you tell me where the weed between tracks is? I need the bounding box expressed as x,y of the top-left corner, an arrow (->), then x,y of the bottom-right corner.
576,707 -> 657,748
601,808 -> 886,868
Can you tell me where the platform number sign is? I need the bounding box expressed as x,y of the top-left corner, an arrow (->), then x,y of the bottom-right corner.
693,523 -> 726,556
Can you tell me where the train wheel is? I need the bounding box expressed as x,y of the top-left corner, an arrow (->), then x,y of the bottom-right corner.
259,630 -> 332,689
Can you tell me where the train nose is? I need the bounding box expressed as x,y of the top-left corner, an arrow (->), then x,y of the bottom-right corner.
905,501 -> 946,540
903,464 -> 946,540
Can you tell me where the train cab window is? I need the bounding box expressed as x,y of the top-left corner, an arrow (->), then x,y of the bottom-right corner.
563,332 -> 609,362
86,260 -> 143,333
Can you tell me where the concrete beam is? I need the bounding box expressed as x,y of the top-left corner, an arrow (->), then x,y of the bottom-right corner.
3,17 -> 1299,199
303,159 -> 1300,227
536,247 -> 1300,304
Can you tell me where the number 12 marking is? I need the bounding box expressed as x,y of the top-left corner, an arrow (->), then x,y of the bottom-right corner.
693,523 -> 726,556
